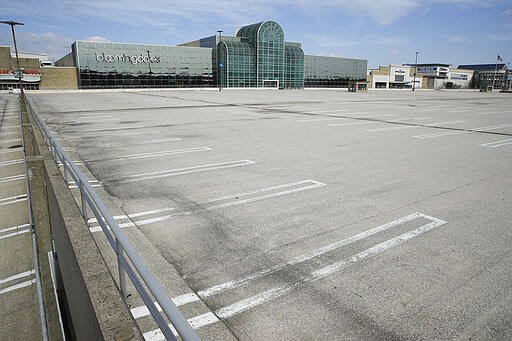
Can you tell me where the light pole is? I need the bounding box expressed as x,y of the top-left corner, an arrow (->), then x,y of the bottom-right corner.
217,30 -> 223,92
1,20 -> 24,92
412,51 -> 419,92
146,50 -> 152,74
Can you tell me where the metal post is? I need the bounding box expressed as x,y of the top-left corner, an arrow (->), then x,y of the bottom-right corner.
1,21 -> 24,92
116,240 -> 127,300
412,51 -> 419,92
217,30 -> 223,92
80,180 -> 88,221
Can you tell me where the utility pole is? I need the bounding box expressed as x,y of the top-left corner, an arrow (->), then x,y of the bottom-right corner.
146,50 -> 152,74
217,30 -> 223,92
412,51 -> 419,91
1,20 -> 24,92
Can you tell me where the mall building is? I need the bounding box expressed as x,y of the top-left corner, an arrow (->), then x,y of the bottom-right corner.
56,20 -> 367,89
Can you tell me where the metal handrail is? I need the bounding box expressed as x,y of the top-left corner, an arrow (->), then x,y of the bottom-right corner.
24,97 -> 200,341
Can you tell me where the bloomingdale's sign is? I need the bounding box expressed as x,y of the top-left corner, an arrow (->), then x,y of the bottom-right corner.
95,52 -> 161,65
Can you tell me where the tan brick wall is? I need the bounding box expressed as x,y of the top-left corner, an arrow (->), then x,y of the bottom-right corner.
0,45 -> 40,70
40,67 -> 78,90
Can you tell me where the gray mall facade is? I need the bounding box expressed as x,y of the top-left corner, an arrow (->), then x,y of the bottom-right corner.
56,21 -> 367,89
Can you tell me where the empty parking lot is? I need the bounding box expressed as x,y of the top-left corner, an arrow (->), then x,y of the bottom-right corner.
27,89 -> 512,340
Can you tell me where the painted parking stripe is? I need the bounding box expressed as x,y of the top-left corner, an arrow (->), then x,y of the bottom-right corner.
132,212 -> 441,322
77,138 -> 183,149
0,174 -> 24,183
0,138 -> 22,144
367,126 -> 420,132
479,111 -> 505,115
143,213 -> 446,338
63,118 -> 120,124
1,132 -> 20,137
0,194 -> 28,206
130,292 -> 201,320
413,131 -> 468,139
424,120 -> 468,126
392,117 -> 430,122
89,180 -> 326,233
328,121 -> 382,127
0,279 -> 36,295
205,180 -> 326,209
87,207 -> 175,224
0,228 -> 31,240
68,180 -> 101,189
0,147 -> 23,154
82,125 -> 146,133
297,117 -> 347,123
480,138 -> 512,148
0,223 -> 31,235
0,125 -> 21,130
0,270 -> 35,285
472,123 -> 512,131
111,160 -> 256,184
0,159 -> 23,167
84,147 -> 211,163
197,212 -> 425,298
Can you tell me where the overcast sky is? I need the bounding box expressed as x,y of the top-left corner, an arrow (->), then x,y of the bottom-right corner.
1,1 -> 511,68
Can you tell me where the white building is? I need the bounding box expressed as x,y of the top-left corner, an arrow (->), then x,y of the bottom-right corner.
367,64 -> 422,89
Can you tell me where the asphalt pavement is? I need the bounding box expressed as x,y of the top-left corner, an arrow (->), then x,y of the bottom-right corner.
27,88 -> 512,340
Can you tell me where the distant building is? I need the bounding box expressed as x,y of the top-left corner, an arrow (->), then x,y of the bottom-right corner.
57,20 -> 367,89
0,45 -> 78,90
367,65 -> 423,89
457,64 -> 509,90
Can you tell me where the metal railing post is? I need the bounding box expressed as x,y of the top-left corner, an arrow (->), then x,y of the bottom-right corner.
116,240 -> 127,300
80,180 -> 88,221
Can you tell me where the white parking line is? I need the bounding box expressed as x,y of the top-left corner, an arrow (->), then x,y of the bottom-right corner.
0,159 -> 24,167
0,228 -> 31,240
0,147 -> 22,154
392,117 -> 430,122
112,160 -> 256,184
0,125 -> 21,130
0,279 -> 36,295
0,194 -> 28,206
367,126 -> 420,132
328,121 -> 381,127
297,117 -> 347,123
83,125 -> 145,133
87,207 -> 175,224
130,293 -> 201,320
68,180 -> 101,189
0,174 -> 24,183
478,111 -> 505,115
65,118 -> 120,124
143,213 -> 446,338
0,269 -> 36,295
0,223 -> 31,234
85,147 -> 211,163
480,138 -> 512,148
472,123 -> 512,131
89,180 -> 326,233
413,131 -> 468,139
0,270 -> 35,285
0,138 -> 21,145
424,120 -> 468,126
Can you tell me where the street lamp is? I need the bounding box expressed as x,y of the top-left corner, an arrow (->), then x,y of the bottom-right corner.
1,20 -> 24,92
412,51 -> 419,92
217,30 -> 223,92
146,50 -> 153,74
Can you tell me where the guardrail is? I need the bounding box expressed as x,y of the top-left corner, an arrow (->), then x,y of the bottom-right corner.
24,97 -> 200,341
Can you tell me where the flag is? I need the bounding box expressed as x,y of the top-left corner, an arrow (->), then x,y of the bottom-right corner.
497,54 -> 503,62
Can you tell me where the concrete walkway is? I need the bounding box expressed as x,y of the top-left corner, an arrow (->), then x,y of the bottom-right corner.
0,94 -> 43,339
